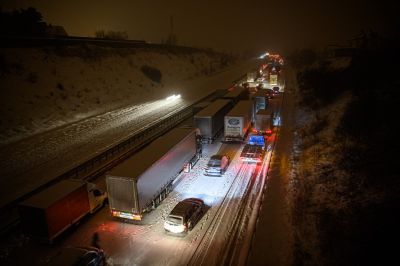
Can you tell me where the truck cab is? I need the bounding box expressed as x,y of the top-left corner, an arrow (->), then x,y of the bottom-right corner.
87,183 -> 107,213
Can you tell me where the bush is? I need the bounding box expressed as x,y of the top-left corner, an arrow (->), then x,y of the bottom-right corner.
140,65 -> 162,83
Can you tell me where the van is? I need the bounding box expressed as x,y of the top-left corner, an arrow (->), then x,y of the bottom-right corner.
205,155 -> 230,176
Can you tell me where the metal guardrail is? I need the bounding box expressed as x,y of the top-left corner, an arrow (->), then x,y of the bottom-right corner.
0,89 -> 223,234
70,106 -> 193,182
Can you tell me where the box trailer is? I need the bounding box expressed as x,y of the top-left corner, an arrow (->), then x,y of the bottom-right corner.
18,180 -> 106,243
194,99 -> 232,143
106,127 -> 200,221
222,86 -> 248,104
192,101 -> 211,115
224,100 -> 253,142
247,71 -> 257,82
254,109 -> 274,135
251,90 -> 269,120
266,98 -> 280,126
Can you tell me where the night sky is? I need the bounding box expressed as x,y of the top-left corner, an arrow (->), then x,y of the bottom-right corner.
2,0 -> 397,54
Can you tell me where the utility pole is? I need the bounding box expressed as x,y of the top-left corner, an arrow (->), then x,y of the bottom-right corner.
166,15 -> 177,45
170,16 -> 174,36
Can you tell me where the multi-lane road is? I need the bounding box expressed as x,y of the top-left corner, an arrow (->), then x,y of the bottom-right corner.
0,90 -> 283,265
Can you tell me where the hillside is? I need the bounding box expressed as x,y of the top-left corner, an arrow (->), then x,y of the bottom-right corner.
289,41 -> 399,265
0,45 -> 234,146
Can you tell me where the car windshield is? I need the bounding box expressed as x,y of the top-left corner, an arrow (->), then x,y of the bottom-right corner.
167,215 -> 183,225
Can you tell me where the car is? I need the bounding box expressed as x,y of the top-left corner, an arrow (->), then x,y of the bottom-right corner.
256,83 -> 264,90
48,246 -> 106,266
264,88 -> 274,99
272,86 -> 280,95
205,154 -> 230,176
164,198 -> 204,234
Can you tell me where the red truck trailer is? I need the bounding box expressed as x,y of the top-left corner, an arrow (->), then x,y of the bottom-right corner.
18,180 -> 106,243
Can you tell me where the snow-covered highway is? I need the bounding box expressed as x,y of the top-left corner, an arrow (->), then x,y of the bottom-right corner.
0,58 -> 259,210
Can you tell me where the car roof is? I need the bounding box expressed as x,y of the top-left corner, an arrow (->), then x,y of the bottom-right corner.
210,154 -> 224,160
48,247 -> 94,266
170,198 -> 204,216
182,198 -> 204,205
170,201 -> 193,216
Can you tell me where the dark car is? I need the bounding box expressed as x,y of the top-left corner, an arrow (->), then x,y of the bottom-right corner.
48,246 -> 105,266
205,154 -> 230,176
272,86 -> 280,95
164,198 -> 204,234
264,88 -> 274,99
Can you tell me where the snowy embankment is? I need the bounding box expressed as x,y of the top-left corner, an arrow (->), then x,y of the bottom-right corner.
288,46 -> 399,265
288,57 -> 354,264
0,45 -> 233,146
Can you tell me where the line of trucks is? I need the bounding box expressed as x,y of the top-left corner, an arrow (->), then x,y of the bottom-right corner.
19,127 -> 201,241
18,84 -> 279,242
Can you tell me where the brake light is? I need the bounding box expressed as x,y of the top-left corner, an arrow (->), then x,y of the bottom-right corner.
112,210 -> 142,220
266,129 -> 272,134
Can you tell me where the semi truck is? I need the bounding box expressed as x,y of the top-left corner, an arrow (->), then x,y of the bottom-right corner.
192,101 -> 211,115
247,71 -> 257,82
269,73 -> 278,86
18,180 -> 107,243
224,100 -> 253,142
106,127 -> 200,221
222,86 -> 248,104
254,109 -> 274,135
240,134 -> 266,164
194,99 -> 232,143
266,98 -> 280,126
252,90 -> 269,119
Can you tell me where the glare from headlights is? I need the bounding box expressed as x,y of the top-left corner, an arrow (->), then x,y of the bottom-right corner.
166,94 -> 181,101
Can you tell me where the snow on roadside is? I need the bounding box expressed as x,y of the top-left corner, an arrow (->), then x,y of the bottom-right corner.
0,46 -> 233,146
288,83 -> 353,264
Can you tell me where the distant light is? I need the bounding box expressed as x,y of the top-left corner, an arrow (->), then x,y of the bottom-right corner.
166,94 -> 181,101
258,52 -> 269,59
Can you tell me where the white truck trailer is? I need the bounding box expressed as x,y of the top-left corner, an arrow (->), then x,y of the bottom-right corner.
254,109 -> 274,135
194,99 -> 232,143
224,100 -> 253,142
106,127 -> 200,221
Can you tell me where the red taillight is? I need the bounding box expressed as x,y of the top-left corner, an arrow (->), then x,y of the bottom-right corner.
266,130 -> 272,134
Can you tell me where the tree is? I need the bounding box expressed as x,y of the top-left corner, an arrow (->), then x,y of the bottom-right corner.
95,30 -> 128,40
0,7 -> 66,36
